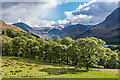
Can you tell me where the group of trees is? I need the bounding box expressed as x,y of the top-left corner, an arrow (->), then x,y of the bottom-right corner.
2,29 -> 120,70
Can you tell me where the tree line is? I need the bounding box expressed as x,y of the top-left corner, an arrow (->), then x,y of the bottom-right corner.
2,29 -> 120,70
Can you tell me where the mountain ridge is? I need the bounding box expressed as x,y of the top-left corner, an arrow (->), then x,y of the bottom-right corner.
10,8 -> 120,44
76,8 -> 120,44
0,21 -> 26,32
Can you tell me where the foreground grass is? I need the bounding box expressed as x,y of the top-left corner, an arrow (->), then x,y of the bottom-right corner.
93,68 -> 118,76
34,71 -> 117,78
1,56 -> 119,78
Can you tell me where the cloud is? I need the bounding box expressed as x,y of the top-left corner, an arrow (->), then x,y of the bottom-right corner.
83,7 -> 90,11
19,18 -> 56,27
1,0 -> 60,27
64,0 -> 118,25
77,0 -> 96,10
96,0 -> 119,2
58,19 -> 69,24
1,0 -> 119,27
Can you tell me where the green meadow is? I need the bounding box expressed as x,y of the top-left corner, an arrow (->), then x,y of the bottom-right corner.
1,56 -> 118,78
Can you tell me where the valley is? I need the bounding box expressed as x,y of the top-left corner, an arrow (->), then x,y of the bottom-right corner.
1,1 -> 120,79
11,8 -> 120,45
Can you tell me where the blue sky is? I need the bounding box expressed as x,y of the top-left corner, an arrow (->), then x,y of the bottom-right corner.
40,2 -> 84,21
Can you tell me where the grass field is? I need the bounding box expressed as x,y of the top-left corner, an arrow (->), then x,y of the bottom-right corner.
1,56 -> 119,78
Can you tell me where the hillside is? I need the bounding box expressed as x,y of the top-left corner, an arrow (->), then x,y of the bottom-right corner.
76,8 -> 120,44
12,22 -> 61,38
0,21 -> 26,32
32,27 -> 61,38
12,22 -> 32,32
10,8 -> 120,44
12,22 -> 91,39
1,21 -> 40,39
58,24 -> 90,39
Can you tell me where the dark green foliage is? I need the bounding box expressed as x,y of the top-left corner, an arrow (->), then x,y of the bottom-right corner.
12,37 -> 26,56
2,29 -> 120,70
2,39 -> 13,56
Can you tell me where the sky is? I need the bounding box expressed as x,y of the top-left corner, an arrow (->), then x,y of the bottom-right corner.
1,0 -> 119,27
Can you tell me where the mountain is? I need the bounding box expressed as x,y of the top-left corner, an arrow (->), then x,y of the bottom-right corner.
12,22 -> 32,32
12,22 -> 61,38
10,8 -> 120,44
58,24 -> 91,39
0,21 -> 26,32
76,8 -> 120,44
1,21 -> 40,39
32,27 -> 60,38
12,22 -> 90,39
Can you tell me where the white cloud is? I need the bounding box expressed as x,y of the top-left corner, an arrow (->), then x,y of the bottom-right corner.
2,0 -> 60,27
38,20 -> 56,27
58,19 -> 69,24
64,0 -> 118,25
17,18 -> 24,22
83,7 -> 90,11
77,0 -> 96,10
20,17 -> 56,27
96,0 -> 119,2
1,0 -> 119,27
64,11 -> 73,19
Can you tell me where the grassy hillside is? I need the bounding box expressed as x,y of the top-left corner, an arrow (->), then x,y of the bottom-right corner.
1,56 -> 118,78
0,21 -> 26,32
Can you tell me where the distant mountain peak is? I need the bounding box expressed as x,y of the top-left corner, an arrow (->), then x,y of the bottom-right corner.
12,22 -> 32,32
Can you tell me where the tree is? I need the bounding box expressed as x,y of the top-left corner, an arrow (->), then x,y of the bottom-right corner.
44,40 -> 58,62
53,35 -> 61,44
25,39 -> 39,58
114,49 -> 120,68
20,36 -> 28,41
2,39 -> 13,56
61,37 -> 73,46
107,52 -> 119,69
99,48 -> 111,68
12,37 -> 26,56
69,37 -> 106,70
2,29 -> 7,35
30,40 -> 39,58
36,38 -> 47,61
61,37 -> 73,64
53,44 -> 68,64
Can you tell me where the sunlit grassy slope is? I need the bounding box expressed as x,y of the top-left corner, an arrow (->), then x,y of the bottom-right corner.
1,56 -> 119,78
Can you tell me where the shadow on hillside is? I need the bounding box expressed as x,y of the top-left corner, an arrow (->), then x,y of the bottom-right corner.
39,68 -> 88,75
